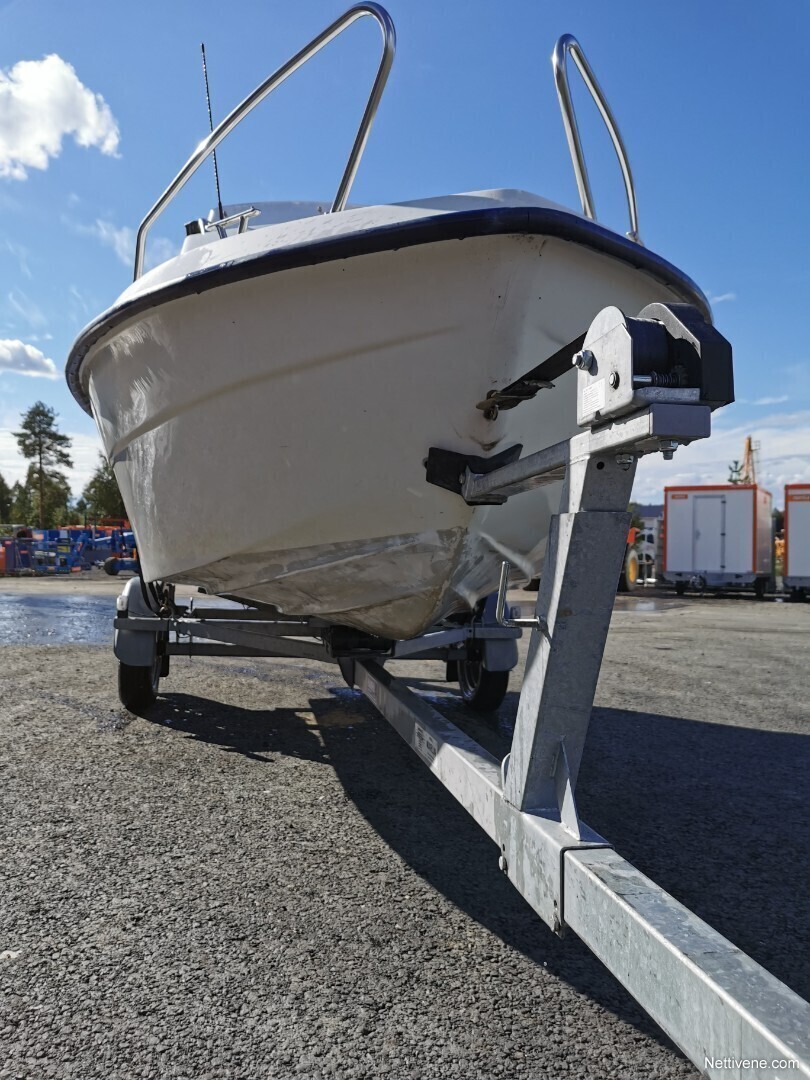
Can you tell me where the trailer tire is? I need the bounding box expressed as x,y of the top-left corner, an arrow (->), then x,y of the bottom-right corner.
104,557 -> 120,576
458,662 -> 508,714
675,581 -> 687,596
790,587 -> 806,602
118,657 -> 160,712
754,578 -> 767,600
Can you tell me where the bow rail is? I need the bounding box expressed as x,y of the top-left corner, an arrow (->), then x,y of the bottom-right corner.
133,3 -> 395,279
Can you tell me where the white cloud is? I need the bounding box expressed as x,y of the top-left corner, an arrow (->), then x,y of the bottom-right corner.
7,287 -> 46,327
0,425 -> 102,494
86,219 -> 134,265
709,292 -> 736,304
69,283 -> 91,315
633,408 -> 810,508
3,238 -> 31,278
0,54 -> 120,180
65,215 -> 177,269
751,395 -> 789,406
0,338 -> 56,378
148,236 -> 179,267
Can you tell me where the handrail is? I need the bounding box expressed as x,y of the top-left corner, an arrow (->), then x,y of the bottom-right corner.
552,34 -> 641,244
133,3 -> 396,279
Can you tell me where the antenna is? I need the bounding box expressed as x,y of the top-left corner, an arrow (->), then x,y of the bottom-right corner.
200,43 -> 225,222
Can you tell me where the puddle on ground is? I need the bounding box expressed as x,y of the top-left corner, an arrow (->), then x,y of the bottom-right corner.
510,595 -> 684,619
0,592 -> 114,645
612,596 -> 685,613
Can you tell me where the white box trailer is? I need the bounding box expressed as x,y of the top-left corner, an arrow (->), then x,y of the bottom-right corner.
662,484 -> 772,596
784,483 -> 810,597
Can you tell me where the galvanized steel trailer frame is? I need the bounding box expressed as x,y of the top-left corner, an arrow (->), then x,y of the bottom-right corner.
113,305 -> 810,1078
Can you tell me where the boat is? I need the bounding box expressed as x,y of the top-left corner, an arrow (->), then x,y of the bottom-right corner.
66,3 -> 711,641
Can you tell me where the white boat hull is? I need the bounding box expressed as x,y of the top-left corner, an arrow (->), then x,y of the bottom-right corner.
73,195 -> 704,638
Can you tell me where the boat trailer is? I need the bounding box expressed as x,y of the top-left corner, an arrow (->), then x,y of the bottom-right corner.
113,303 -> 809,1078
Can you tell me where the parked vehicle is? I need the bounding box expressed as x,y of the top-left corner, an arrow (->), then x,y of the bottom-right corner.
661,484 -> 772,597
784,483 -> 810,600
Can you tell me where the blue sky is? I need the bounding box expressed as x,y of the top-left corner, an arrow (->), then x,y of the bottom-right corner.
0,0 -> 807,506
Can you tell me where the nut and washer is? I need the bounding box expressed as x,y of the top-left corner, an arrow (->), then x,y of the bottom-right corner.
571,349 -> 595,373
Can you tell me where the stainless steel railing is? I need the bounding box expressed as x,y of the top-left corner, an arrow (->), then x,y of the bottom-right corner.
133,3 -> 396,279
552,34 -> 641,244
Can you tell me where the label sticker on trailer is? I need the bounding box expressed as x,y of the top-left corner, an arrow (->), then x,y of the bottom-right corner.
582,378 -> 606,415
412,723 -> 438,767
789,494 -> 810,501
671,493 -> 688,499
358,669 -> 378,704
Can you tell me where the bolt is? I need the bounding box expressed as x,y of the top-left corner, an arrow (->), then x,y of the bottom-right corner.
498,854 -> 508,874
609,370 -> 620,389
658,439 -> 679,460
572,349 -> 595,373
615,453 -> 635,471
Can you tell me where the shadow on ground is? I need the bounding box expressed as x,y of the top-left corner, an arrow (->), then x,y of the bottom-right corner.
143,672 -> 808,1053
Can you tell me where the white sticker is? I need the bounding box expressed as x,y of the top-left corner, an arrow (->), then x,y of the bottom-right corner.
412,723 -> 439,766
582,378 -> 606,415
364,676 -> 378,704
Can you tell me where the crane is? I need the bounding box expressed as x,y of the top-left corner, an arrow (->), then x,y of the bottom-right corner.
728,435 -> 759,484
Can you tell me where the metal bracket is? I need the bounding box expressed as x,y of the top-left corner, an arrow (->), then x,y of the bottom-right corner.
424,443 -> 523,504
494,561 -> 546,632
203,206 -> 261,237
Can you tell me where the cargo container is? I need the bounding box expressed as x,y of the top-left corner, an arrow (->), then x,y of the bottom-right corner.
784,483 -> 810,599
661,484 -> 772,597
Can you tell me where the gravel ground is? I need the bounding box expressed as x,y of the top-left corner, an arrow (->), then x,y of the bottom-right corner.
0,591 -> 808,1078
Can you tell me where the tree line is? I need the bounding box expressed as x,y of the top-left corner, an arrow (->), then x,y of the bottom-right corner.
0,401 -> 126,528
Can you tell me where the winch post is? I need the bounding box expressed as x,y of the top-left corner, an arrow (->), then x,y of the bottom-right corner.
502,440 -> 637,814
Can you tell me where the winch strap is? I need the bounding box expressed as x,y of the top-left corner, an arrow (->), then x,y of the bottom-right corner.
477,331 -> 585,412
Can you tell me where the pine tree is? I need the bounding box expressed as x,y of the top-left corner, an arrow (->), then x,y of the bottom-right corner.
13,402 -> 73,528
0,471 -> 11,521
24,465 -> 71,527
82,454 -> 127,520
10,481 -> 34,525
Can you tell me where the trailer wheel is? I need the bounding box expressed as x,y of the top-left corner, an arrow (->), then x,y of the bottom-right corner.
754,578 -> 767,600
104,556 -> 120,576
675,581 -> 687,596
118,656 -> 161,712
790,587 -> 806,602
458,662 -> 508,713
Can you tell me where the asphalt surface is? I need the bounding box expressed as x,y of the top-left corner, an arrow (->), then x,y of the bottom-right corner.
0,584 -> 808,1079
